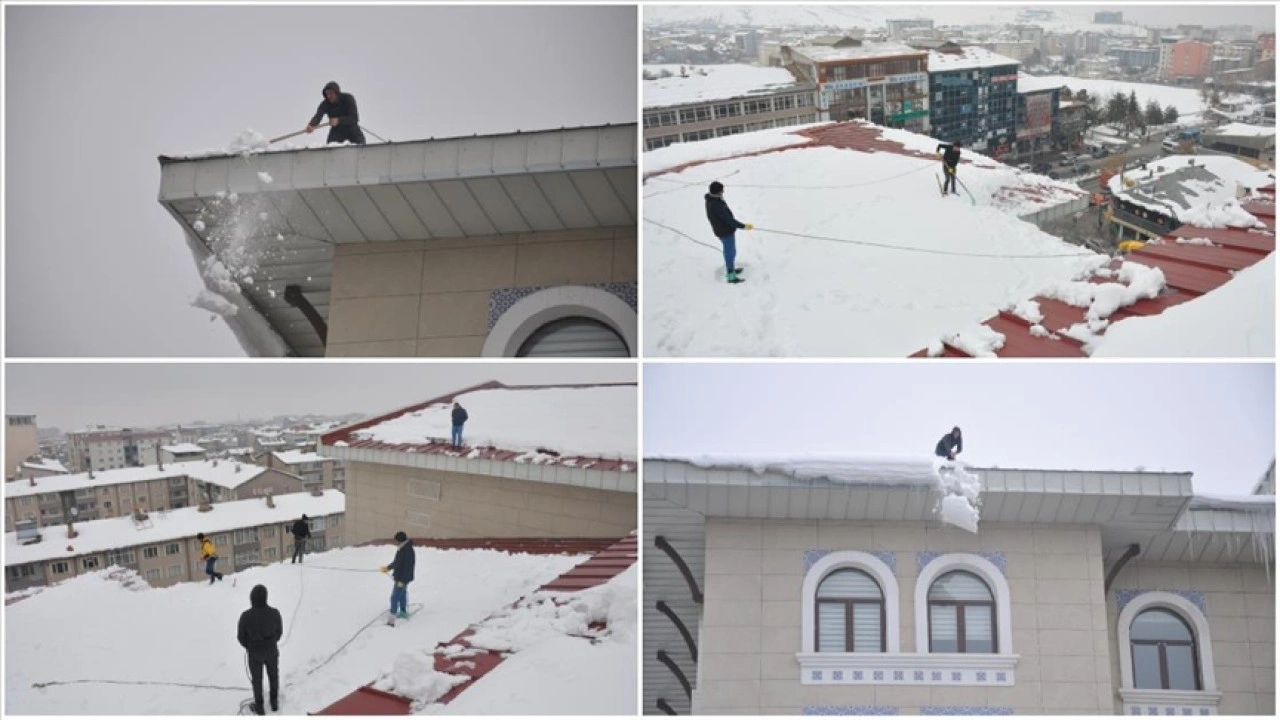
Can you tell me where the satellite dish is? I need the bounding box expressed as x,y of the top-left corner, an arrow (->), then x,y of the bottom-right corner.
70,507 -> 79,518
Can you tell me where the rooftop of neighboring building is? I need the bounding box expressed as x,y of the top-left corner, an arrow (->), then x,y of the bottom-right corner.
788,41 -> 923,64
160,443 -> 205,454
272,450 -> 333,466
1108,154 -> 1275,223
21,458 -> 69,474
928,46 -> 1021,72
3,459 -> 274,498
643,63 -> 805,108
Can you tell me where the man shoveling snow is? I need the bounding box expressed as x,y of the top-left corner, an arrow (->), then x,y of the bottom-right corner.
935,426 -> 963,460
305,81 -> 366,145
704,181 -> 754,285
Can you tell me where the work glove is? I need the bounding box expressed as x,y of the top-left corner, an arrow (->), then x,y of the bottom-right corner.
329,118 -> 340,127
304,126 -> 316,134
396,582 -> 405,588
744,223 -> 754,230
379,566 -> 389,574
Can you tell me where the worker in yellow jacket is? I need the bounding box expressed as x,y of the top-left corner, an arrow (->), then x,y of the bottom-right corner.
197,532 -> 224,584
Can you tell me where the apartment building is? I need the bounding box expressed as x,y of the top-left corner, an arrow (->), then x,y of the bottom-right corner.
159,444 -> 208,463
6,414 -> 40,481
643,64 -> 819,150
320,381 -> 636,545
267,450 -> 342,491
3,459 -> 306,532
926,47 -> 1021,153
784,43 -> 931,132
4,489 -> 344,592
17,458 -> 68,481
67,427 -> 170,472
1166,39 -> 1213,81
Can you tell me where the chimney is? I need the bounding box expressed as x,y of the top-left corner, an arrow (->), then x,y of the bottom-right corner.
66,519 -> 78,539
212,459 -> 219,467
28,477 -> 35,487
310,486 -> 323,497
88,468 -> 95,479
235,463 -> 241,473
266,494 -> 275,508
198,501 -> 213,512
158,456 -> 164,471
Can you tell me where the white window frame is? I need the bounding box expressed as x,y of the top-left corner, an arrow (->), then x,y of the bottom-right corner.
1117,591 -> 1222,715
481,286 -> 637,358
800,551 -> 901,654
915,553 -> 1013,655
51,561 -> 70,575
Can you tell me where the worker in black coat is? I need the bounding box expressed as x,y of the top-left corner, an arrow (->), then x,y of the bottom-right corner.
704,181 -> 753,284
936,141 -> 962,195
380,531 -> 416,620
451,402 -> 468,448
305,81 -> 367,145
290,515 -> 311,564
237,584 -> 283,715
935,426 -> 963,460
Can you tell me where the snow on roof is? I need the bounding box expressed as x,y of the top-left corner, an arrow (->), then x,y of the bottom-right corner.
273,450 -> 333,465
1212,123 -> 1277,138
3,459 -> 271,499
160,443 -> 205,454
643,64 -> 804,108
648,454 -> 942,485
349,385 -> 636,461
644,124 -> 819,176
1188,493 -> 1276,511
928,47 -> 1020,71
21,458 -> 68,474
789,42 -> 923,63
1017,74 -> 1207,115
4,489 -> 344,567
643,121 -> 1103,357
1108,155 -> 1275,223
258,438 -> 287,446
1090,254 -> 1274,357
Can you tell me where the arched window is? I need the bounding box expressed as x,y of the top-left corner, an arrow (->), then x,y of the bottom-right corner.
815,568 -> 884,653
927,570 -> 996,653
1130,608 -> 1200,690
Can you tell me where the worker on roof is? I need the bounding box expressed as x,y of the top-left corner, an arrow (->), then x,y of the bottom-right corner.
936,140 -> 962,196
935,426 -> 963,461
451,402 -> 468,449
305,81 -> 366,145
705,181 -> 753,285
379,531 -> 416,625
198,532 -> 223,584
238,584 -> 283,716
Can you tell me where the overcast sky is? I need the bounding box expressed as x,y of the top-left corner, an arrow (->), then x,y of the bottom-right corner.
5,362 -> 636,430
5,4 -> 637,357
645,363 -> 1275,494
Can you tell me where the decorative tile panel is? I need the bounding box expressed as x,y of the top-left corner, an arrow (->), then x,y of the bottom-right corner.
1114,589 -> 1207,615
916,551 -> 1006,576
804,706 -> 900,715
487,282 -> 637,329
800,657 -> 1016,686
920,707 -> 1015,715
804,549 -> 897,572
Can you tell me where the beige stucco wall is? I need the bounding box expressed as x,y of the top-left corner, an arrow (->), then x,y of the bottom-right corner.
696,519 -> 1115,715
325,226 -> 637,357
5,418 -> 39,480
1108,561 -> 1275,715
343,461 -> 635,545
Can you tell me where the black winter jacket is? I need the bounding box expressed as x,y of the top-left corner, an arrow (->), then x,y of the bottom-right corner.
290,519 -> 311,540
935,432 -> 963,458
238,585 -> 283,656
937,143 -> 961,168
451,406 -> 468,426
705,193 -> 745,238
310,92 -> 360,129
388,541 -> 416,584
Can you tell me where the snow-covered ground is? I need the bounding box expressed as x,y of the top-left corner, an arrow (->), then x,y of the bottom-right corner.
5,545 -> 592,715
644,126 -> 1105,357
644,64 -> 802,107
1017,75 -> 1207,117
1090,254 -> 1275,357
354,386 -> 637,460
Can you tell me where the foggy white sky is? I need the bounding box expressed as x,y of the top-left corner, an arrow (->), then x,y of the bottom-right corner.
5,362 -> 636,431
645,363 -> 1275,494
5,4 -> 637,356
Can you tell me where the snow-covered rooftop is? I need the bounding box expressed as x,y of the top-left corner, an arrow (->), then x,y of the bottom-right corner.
644,64 -> 805,108
928,47 -> 1020,72
4,489 -> 343,567
789,42 -> 923,63
160,443 -> 205,454
348,385 -> 637,462
1017,74 -> 1207,116
3,459 -> 271,498
1211,122 -> 1276,138
21,458 -> 68,474
273,450 -> 333,465
1108,155 -> 1275,224
1187,493 -> 1276,511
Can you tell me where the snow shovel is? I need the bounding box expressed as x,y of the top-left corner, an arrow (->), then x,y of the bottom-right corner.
268,128 -> 313,144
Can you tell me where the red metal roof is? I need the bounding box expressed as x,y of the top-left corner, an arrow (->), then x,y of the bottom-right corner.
313,534 -> 637,715
321,381 -> 636,473
911,201 -> 1275,358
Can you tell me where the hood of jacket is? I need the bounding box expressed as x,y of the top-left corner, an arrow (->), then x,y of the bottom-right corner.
250,584 -> 268,608
322,81 -> 341,98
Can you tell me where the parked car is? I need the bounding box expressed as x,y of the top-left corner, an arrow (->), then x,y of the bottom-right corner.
1057,156 -> 1074,166
1017,163 -> 1033,171
1071,161 -> 1092,174
1162,137 -> 1179,152
1032,162 -> 1052,174
1091,146 -> 1111,158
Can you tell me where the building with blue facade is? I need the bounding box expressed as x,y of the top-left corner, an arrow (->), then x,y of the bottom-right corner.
926,47 -> 1021,154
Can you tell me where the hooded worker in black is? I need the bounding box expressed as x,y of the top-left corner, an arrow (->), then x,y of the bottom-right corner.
306,81 -> 367,145
935,426 -> 963,460
290,515 -> 311,564
238,584 -> 283,715
936,142 -> 961,195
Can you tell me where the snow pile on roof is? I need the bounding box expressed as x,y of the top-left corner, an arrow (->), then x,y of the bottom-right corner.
643,126 -> 1103,356
4,490 -> 344,567
353,386 -> 637,461
928,47 -> 1020,71
644,63 -> 803,107
1109,155 -> 1274,225
273,450 -> 331,465
1213,123 -> 1277,138
1017,75 -> 1207,115
1091,254 -> 1275,357
935,459 -> 983,533
791,42 -> 921,63
4,459 -> 270,499
4,545 -> 584,715
21,458 -> 68,474
418,565 -> 637,714
1040,261 -> 1167,323
1188,493 -> 1276,511
644,124 -> 818,175
161,443 -> 205,454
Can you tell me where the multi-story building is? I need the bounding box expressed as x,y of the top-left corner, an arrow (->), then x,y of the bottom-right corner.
886,19 -> 934,40
1106,155 -> 1275,242
1094,11 -> 1124,24
67,427 -> 170,472
4,489 -> 344,592
979,41 -> 1037,63
784,43 -> 930,132
1259,33 -> 1276,62
17,458 -> 68,481
1013,86 -> 1060,159
1109,45 -> 1159,71
1169,39 -> 1213,80
159,444 -> 207,463
5,415 -> 40,482
320,380 -> 636,545
1158,36 -> 1183,81
643,64 -> 819,150
267,450 -> 338,491
644,457 -> 1274,716
3,459 -> 306,532
926,47 -> 1020,153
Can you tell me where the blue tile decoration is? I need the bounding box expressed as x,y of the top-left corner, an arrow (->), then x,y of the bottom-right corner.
976,671 -> 987,682
812,670 -> 824,681
1130,709 -> 1142,716
921,707 -> 1015,715
833,670 -> 844,681
1181,709 -> 1193,716
871,550 -> 897,572
893,670 -> 904,681
805,549 -> 834,571
487,282 -> 638,330
914,670 -> 925,681
916,551 -> 1006,576
1114,589 -> 1207,615
805,549 -> 896,572
804,706 -> 899,715
1147,707 -> 1158,715
1165,709 -> 1176,715
931,671 -> 942,682
995,672 -> 1006,682
854,670 -> 864,681
951,671 -> 962,682
1198,710 -> 1209,716
873,670 -> 884,681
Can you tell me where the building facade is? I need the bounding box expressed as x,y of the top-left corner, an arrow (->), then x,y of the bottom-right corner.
1170,40 -> 1213,80
784,43 -> 931,133
644,459 -> 1275,716
1013,87 -> 1060,159
267,450 -> 339,491
67,428 -> 170,472
1109,46 -> 1159,70
5,490 -> 344,592
5,415 -> 39,482
1158,36 -> 1183,81
926,48 -> 1021,153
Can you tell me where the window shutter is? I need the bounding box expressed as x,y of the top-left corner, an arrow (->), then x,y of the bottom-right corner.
853,603 -> 882,652
817,602 -> 846,652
